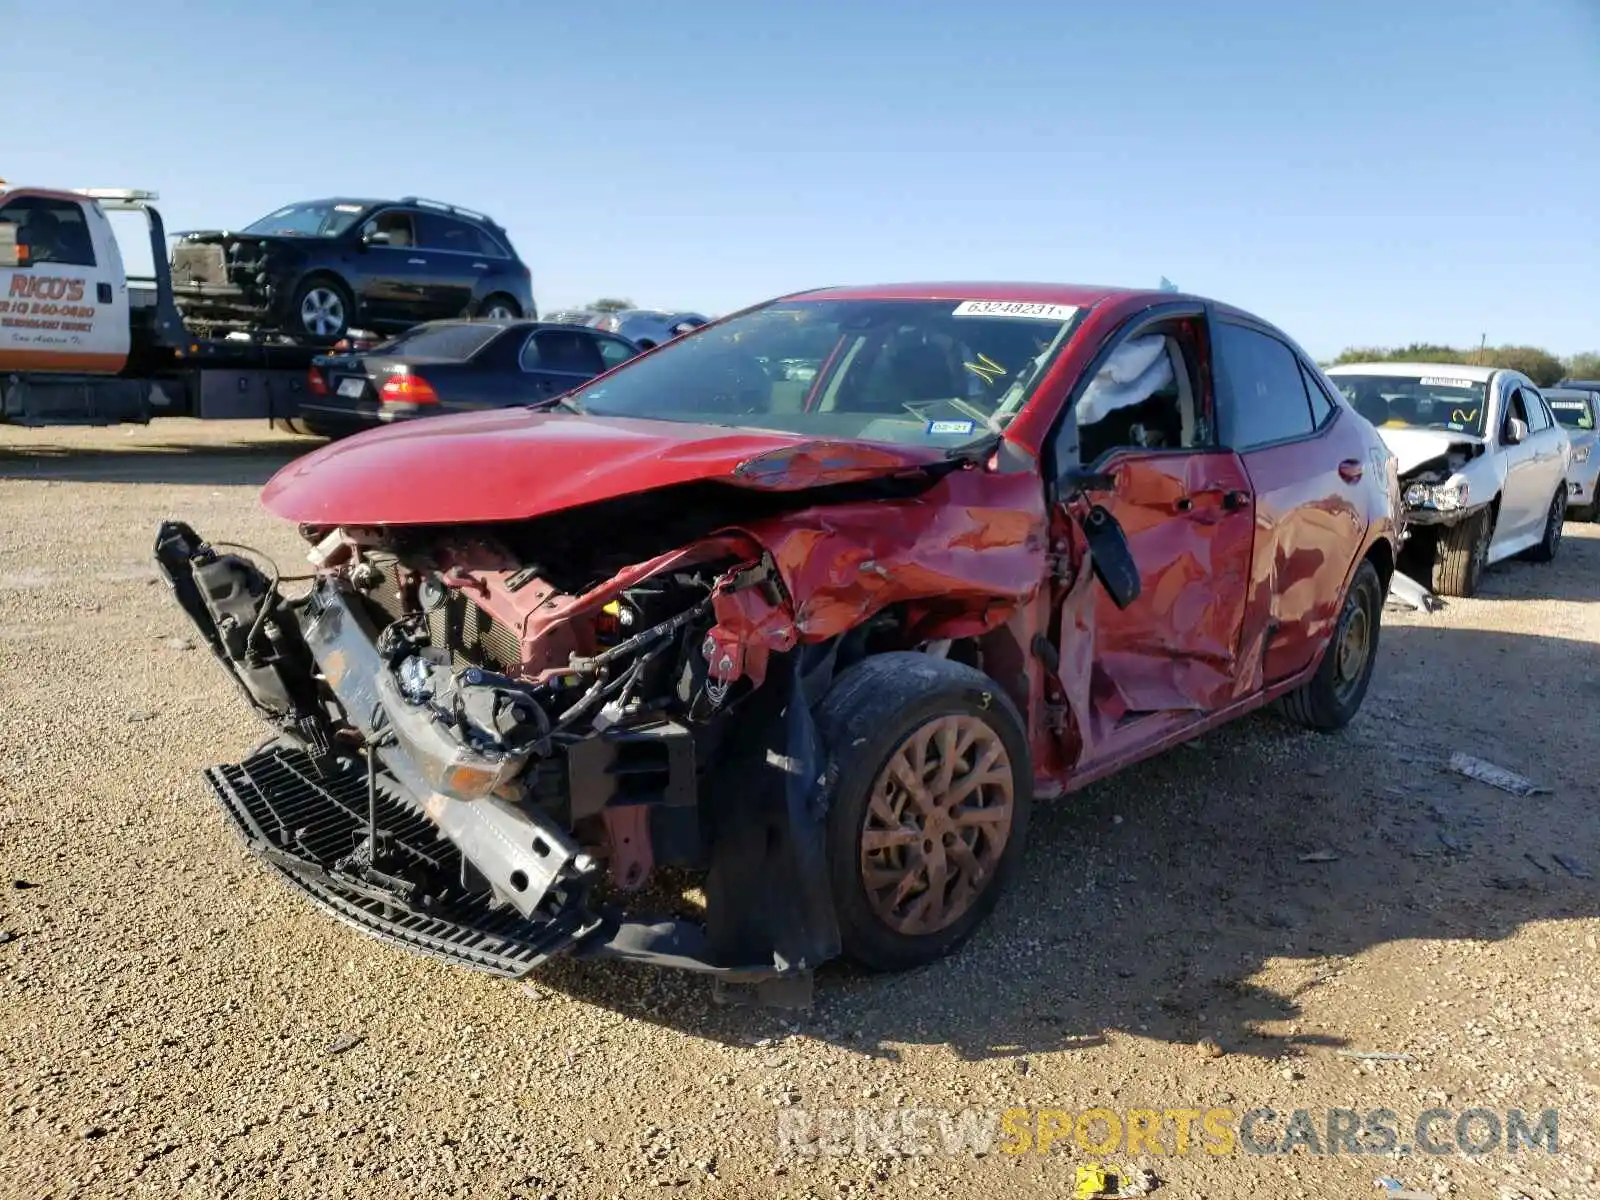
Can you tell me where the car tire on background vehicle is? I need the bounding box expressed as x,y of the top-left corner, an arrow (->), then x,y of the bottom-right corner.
291,275 -> 353,341
476,294 -> 522,320
1281,558 -> 1383,733
1521,489 -> 1567,562
816,652 -> 1033,972
1431,506 -> 1493,598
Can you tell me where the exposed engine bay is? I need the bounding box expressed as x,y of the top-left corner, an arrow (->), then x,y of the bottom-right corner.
152,492 -> 945,997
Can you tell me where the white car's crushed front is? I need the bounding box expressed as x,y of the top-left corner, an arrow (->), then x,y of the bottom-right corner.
1373,426 -> 1493,524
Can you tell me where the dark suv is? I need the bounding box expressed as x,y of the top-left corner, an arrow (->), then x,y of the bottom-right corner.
168,197 -> 536,342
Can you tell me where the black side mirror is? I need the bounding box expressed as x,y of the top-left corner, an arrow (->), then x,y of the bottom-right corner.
1057,464 -> 1141,610
1083,505 -> 1141,609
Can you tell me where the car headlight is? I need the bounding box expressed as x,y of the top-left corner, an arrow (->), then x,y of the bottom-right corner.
1433,478 -> 1469,510
1575,444 -> 1591,464
1403,478 -> 1469,511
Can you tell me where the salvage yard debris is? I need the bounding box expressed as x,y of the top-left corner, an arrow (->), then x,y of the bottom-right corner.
1336,1049 -> 1416,1063
1386,572 -> 1443,613
1447,753 -> 1551,796
1074,1163 -> 1159,1198
1374,1178 -> 1436,1200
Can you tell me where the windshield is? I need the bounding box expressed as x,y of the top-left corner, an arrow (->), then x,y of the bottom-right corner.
1548,397 -> 1596,430
1331,373 -> 1489,437
242,201 -> 368,238
563,297 -> 1083,448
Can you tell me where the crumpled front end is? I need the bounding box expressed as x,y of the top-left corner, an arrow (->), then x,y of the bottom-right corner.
153,435 -> 1048,995
154,517 -> 846,994
168,232 -> 297,334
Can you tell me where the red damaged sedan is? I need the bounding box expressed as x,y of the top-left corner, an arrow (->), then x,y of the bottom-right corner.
156,283 -> 1400,995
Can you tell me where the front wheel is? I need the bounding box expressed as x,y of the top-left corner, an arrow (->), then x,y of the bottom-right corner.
1431,506 -> 1492,597
1281,558 -> 1383,732
291,277 -> 352,341
817,653 -> 1033,972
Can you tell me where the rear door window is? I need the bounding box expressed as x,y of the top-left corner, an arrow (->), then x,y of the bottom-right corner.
520,329 -> 608,376
1214,321 -> 1317,449
416,214 -> 498,256
595,334 -> 637,368
1300,363 -> 1337,428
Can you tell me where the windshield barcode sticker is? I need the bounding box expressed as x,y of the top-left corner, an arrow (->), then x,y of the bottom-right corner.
952,301 -> 1078,321
1420,376 -> 1477,389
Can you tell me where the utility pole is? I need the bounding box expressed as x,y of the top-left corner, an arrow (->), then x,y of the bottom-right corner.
1476,334 -> 1487,365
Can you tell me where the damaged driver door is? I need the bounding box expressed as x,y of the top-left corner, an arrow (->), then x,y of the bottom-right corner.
1046,306 -> 1256,768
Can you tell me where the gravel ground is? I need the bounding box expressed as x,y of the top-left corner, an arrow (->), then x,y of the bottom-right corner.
1,419 -> 1597,1200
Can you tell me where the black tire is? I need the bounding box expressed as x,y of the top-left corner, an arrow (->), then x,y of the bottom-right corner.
290,275 -> 353,341
1282,558 -> 1383,733
1523,488 -> 1567,562
476,294 -> 522,320
816,652 -> 1033,972
1431,506 -> 1492,597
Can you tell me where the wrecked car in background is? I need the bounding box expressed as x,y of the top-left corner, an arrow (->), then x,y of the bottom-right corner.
1542,387 -> 1599,521
157,283 -> 1400,995
1327,363 -> 1571,597
169,196 -> 535,342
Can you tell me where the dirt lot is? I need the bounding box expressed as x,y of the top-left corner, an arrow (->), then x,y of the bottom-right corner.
1,420 -> 1596,1200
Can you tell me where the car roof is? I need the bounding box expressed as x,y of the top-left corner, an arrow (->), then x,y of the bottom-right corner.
791,281 -> 1146,307
1325,362 -> 1500,382
1544,387 -> 1600,400
279,197 -> 385,211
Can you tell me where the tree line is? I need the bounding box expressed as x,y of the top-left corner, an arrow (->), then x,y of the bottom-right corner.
1325,344 -> 1600,387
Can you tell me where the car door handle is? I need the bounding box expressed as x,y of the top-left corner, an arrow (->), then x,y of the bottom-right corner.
1178,488 -> 1251,512
472,262 -> 489,269
1338,458 -> 1364,483
407,257 -> 426,265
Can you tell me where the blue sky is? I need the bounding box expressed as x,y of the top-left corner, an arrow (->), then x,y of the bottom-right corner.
4,0 -> 1596,358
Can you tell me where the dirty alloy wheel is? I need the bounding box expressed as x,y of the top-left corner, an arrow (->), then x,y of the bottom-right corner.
817,652 -> 1033,972
292,277 -> 352,341
1282,558 -> 1384,733
1431,506 -> 1492,598
1523,489 -> 1567,562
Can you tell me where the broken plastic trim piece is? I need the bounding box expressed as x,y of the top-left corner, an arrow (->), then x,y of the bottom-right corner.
1387,571 -> 1442,613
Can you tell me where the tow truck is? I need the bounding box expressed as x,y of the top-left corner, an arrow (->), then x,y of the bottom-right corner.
0,181 -> 355,427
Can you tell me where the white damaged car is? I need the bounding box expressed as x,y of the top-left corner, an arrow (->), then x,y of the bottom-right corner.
1543,387 -> 1599,521
1326,363 -> 1570,597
